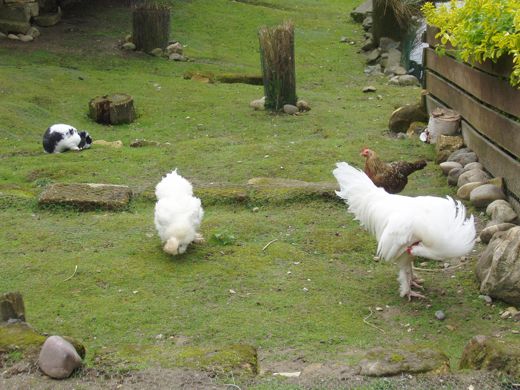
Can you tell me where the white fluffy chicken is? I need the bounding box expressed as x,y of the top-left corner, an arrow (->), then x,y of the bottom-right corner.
154,169 -> 204,255
333,162 -> 475,300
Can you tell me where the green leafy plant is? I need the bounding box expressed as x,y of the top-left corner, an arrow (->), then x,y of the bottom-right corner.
422,0 -> 520,87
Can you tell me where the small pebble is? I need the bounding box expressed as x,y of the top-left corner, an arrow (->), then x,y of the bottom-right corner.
435,310 -> 446,321
478,295 -> 493,304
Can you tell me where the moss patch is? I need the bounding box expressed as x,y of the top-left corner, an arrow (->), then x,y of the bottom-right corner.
0,323 -> 45,354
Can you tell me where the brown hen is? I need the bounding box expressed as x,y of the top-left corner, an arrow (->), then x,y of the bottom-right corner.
361,148 -> 427,194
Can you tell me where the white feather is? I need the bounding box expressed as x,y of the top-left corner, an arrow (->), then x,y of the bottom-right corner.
333,162 -> 475,261
154,170 -> 203,255
333,162 -> 476,297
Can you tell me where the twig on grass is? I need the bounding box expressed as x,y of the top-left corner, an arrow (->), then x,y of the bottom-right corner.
413,262 -> 466,272
63,265 -> 78,282
363,307 -> 385,333
262,238 -> 278,251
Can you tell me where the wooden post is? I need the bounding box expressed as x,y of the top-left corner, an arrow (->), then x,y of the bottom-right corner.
258,21 -> 297,111
132,2 -> 171,53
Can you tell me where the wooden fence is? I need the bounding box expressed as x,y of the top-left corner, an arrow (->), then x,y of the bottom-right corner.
424,26 -> 520,212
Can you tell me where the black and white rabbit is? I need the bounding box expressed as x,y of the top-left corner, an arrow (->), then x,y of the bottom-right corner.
42,124 -> 93,153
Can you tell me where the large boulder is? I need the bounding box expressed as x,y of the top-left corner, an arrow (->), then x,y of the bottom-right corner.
388,103 -> 428,133
38,336 -> 83,379
459,335 -> 520,380
357,346 -> 449,376
457,168 -> 491,187
486,200 -> 518,224
476,226 -> 520,305
479,223 -> 516,244
470,184 -> 506,208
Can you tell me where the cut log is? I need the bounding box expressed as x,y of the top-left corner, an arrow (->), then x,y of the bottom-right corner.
88,94 -> 136,125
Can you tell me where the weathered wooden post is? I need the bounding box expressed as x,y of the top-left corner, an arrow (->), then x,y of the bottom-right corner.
258,21 -> 297,111
132,1 -> 171,53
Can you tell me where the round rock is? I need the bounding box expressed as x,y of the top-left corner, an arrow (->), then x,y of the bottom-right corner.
486,200 -> 518,224
447,167 -> 464,186
462,162 -> 483,172
457,169 -> 491,187
479,223 -> 516,244
38,336 -> 83,379
470,184 -> 506,208
283,104 -> 298,115
457,182 -> 483,200
440,161 -> 462,176
435,310 -> 446,321
448,151 -> 477,166
122,42 -> 136,51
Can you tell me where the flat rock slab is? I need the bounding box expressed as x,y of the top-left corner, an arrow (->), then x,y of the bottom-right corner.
358,346 -> 450,376
39,183 -> 132,211
247,177 -> 338,203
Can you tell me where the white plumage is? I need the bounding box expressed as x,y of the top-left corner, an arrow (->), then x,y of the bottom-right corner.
333,162 -> 476,300
154,169 -> 204,255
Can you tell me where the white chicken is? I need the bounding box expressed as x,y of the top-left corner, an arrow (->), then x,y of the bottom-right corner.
154,169 -> 204,255
333,162 -> 476,300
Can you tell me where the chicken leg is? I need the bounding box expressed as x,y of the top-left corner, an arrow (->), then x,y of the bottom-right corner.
396,252 -> 425,300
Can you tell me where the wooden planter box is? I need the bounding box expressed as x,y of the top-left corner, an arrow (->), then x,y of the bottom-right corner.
424,25 -> 520,211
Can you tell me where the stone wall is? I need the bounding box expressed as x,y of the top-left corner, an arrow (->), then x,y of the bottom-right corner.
0,0 -> 61,35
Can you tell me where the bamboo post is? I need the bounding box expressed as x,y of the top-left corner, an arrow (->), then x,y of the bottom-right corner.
258,21 -> 297,111
132,2 -> 171,53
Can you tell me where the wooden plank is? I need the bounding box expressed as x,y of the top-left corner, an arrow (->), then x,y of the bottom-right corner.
426,25 -> 513,78
425,71 -> 520,158
462,121 -> 520,201
425,49 -> 520,117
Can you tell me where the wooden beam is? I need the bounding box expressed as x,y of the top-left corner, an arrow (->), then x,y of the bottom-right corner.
425,49 -> 519,117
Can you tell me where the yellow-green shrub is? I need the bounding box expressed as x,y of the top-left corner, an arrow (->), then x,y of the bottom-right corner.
422,0 -> 520,88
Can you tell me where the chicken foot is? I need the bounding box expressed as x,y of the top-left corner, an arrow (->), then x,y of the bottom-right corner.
397,253 -> 426,300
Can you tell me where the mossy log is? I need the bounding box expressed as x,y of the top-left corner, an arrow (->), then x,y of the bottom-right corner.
88,93 -> 136,125
258,21 -> 297,111
132,2 -> 171,53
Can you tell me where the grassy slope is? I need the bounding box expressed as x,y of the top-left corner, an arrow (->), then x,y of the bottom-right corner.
0,0 -> 513,376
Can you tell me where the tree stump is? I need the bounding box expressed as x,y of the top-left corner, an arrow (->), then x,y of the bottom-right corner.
88,94 -> 136,125
1,292 -> 25,322
258,21 -> 297,111
132,2 -> 171,54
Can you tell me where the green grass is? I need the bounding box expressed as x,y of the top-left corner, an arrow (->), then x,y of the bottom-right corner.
0,0 -> 515,386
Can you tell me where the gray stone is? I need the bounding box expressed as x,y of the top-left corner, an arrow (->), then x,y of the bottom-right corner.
379,37 -> 400,52
33,8 -> 61,27
129,139 -> 160,148
351,0 -> 372,23
0,20 -> 30,34
385,65 -> 407,76
0,292 -> 25,322
26,26 -> 39,38
440,161 -> 462,176
479,223 -> 516,244
462,162 -> 483,172
388,103 -> 428,133
296,100 -> 311,112
486,200 -> 518,224
394,75 -> 420,86
39,183 -> 132,211
380,48 -> 401,70
362,16 -> 372,31
447,167 -> 463,186
249,97 -> 265,111
7,32 -> 19,39
364,64 -> 383,76
362,86 -> 376,93
283,104 -> 298,115
479,295 -> 493,304
358,346 -> 449,376
17,33 -> 32,42
0,4 -> 32,22
459,335 -> 520,380
457,168 -> 491,187
122,42 -> 136,51
150,47 -> 163,57
169,53 -> 187,61
435,310 -> 446,321
38,336 -> 82,379
247,177 -> 337,202
476,226 -> 520,305
365,48 -> 380,64
0,32 -> 6,39
447,148 -> 472,160
448,151 -> 478,166
361,38 -> 374,51
457,182 -> 483,200
166,42 -> 183,55
470,184 -> 506,208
